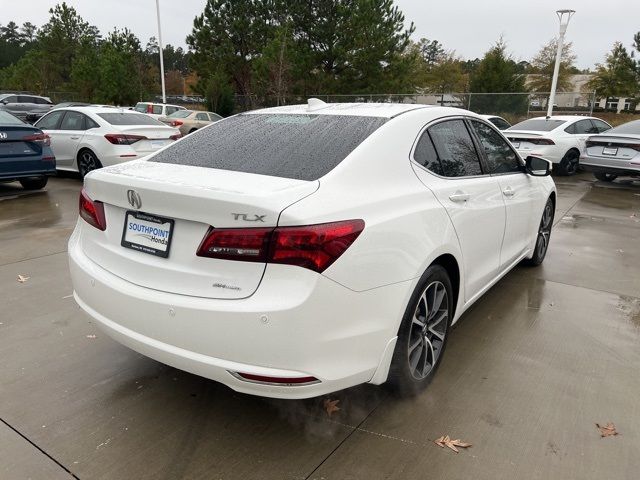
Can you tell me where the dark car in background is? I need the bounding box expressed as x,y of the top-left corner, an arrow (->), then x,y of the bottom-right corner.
0,93 -> 54,124
0,110 -> 56,190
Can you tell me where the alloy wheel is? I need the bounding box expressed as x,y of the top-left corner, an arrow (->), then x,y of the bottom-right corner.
407,281 -> 449,380
536,201 -> 553,258
79,151 -> 97,177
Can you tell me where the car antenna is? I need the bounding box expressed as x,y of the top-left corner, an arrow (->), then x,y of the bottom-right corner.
307,98 -> 328,112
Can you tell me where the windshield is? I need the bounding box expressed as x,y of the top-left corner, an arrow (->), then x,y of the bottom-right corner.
608,120 -> 640,135
98,113 -> 165,126
151,113 -> 387,181
168,110 -> 193,119
0,110 -> 24,125
508,119 -> 566,132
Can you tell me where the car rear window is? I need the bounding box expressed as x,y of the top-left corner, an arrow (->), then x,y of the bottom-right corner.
607,120 -> 640,135
0,110 -> 24,125
98,113 -> 164,126
168,110 -> 192,118
151,114 -> 387,181
508,119 -> 566,132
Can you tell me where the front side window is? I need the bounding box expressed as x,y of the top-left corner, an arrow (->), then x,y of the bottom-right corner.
35,110 -> 65,130
1,95 -> 17,104
152,105 -> 163,115
428,120 -> 483,177
166,106 -> 179,115
60,111 -> 87,130
470,120 -> 521,174
18,95 -> 35,104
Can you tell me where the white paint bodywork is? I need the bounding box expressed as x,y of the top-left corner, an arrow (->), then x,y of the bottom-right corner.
68,103 -> 556,399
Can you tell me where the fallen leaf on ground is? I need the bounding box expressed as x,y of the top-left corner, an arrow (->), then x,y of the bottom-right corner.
596,422 -> 619,437
86,334 -> 97,339
17,275 -> 30,283
434,435 -> 472,453
323,398 -> 340,417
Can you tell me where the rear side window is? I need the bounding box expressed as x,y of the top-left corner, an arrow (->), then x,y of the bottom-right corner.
35,97 -> 52,105
134,103 -> 149,113
490,117 -> 511,130
151,114 -> 387,181
166,106 -> 180,115
98,113 -> 164,126
152,105 -> 163,115
592,119 -> 611,133
60,111 -> 86,130
413,131 -> 444,176
208,113 -> 222,121
428,120 -> 483,177
573,119 -> 596,134
18,96 -> 34,103
195,113 -> 209,121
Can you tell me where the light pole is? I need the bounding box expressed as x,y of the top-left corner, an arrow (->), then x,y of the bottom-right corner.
155,0 -> 166,104
547,9 -> 575,118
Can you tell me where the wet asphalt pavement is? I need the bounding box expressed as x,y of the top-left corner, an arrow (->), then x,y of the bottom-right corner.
1,173 -> 639,479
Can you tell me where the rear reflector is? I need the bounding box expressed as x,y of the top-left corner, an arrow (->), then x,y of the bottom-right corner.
197,219 -> 365,273
104,133 -> 146,145
79,188 -> 106,231
233,372 -> 319,386
23,133 -> 51,146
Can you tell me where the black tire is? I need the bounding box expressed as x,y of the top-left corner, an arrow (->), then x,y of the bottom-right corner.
77,149 -> 103,179
594,172 -> 617,182
387,265 -> 453,396
554,149 -> 580,176
19,176 -> 48,190
523,197 -> 554,266
189,128 -> 198,134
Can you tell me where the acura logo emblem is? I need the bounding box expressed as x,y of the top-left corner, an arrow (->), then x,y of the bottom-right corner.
127,189 -> 142,209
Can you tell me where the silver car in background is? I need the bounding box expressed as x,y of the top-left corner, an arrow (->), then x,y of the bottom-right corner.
0,93 -> 54,123
581,119 -> 640,182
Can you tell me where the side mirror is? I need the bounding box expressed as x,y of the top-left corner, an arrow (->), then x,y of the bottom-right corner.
525,156 -> 552,177
0,100 -> 7,105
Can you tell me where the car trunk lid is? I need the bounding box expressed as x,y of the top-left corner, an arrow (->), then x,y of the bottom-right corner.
80,160 -> 319,299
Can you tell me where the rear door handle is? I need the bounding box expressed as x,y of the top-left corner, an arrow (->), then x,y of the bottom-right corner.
449,191 -> 471,202
70,136 -> 80,140
503,187 -> 515,197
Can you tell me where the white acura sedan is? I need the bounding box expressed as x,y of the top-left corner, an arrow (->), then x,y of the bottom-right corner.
35,107 -> 181,177
69,101 -> 556,399
505,116 -> 611,175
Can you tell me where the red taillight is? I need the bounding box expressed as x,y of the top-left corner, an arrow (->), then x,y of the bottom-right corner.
197,227 -> 272,262
169,133 -> 182,141
270,220 -> 365,272
104,134 -> 146,145
23,133 -> 51,146
196,219 -> 365,273
233,372 -> 319,385
79,188 -> 106,231
171,120 -> 183,126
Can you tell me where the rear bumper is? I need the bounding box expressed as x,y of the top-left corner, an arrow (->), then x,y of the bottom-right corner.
68,226 -> 408,399
581,156 -> 640,177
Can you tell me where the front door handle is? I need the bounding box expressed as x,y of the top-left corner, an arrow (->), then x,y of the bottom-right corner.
449,191 -> 471,202
70,136 -> 80,140
503,187 -> 515,197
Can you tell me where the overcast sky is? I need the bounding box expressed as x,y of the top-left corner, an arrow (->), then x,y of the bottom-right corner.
3,0 -> 638,69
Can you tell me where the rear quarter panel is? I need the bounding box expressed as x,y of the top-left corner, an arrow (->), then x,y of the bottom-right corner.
278,109 -> 463,294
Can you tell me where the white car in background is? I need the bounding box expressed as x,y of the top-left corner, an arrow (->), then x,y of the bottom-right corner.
35,107 -> 181,177
69,101 -> 556,399
505,116 -> 611,175
133,102 -> 186,120
581,119 -> 640,182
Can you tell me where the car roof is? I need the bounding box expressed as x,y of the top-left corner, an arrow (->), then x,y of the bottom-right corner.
528,115 -> 597,122
247,101 -> 435,118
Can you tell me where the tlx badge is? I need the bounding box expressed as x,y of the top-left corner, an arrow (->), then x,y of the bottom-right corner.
232,213 -> 265,222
